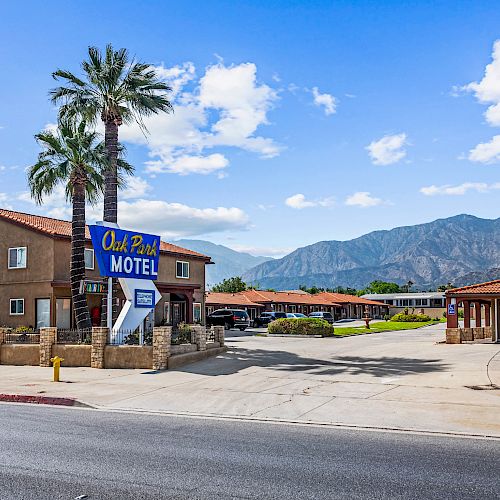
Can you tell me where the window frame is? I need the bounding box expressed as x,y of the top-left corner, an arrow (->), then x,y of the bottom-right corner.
8,247 -> 27,269
10,298 -> 25,316
176,260 -> 190,279
84,248 -> 95,270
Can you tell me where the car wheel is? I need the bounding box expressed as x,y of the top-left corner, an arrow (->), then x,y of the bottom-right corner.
239,327 -> 246,331
224,322 -> 231,330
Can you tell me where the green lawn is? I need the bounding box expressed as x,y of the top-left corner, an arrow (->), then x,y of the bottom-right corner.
334,320 -> 443,336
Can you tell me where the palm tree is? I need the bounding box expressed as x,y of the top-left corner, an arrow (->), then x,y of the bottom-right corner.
28,119 -> 131,329
50,44 -> 173,223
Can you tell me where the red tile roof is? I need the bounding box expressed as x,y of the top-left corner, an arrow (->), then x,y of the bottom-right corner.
0,208 -> 210,260
314,291 -> 387,306
207,290 -> 341,307
446,279 -> 500,296
205,292 -> 262,307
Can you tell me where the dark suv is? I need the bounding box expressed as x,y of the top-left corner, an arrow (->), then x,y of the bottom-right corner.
206,309 -> 251,331
252,311 -> 287,328
308,311 -> 335,324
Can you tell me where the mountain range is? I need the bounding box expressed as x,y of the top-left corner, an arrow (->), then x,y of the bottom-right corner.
172,239 -> 272,288
241,214 -> 500,290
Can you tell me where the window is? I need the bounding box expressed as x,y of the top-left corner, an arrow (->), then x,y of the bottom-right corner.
193,303 -> 202,323
8,247 -> 27,269
84,249 -> 94,270
176,261 -> 189,279
10,298 -> 24,315
36,298 -> 50,328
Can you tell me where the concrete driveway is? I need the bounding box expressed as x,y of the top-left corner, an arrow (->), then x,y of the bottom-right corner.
1,323 -> 499,437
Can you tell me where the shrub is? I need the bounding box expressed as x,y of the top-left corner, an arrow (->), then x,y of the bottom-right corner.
267,318 -> 335,336
390,312 -> 432,322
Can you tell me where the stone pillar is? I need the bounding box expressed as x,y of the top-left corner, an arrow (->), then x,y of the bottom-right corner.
464,301 -> 471,329
485,303 -> 491,327
193,324 -> 206,351
474,302 -> 482,327
445,328 -> 461,344
39,327 -> 56,367
152,326 -> 171,370
213,325 -> 225,347
91,327 -> 109,369
0,327 -> 8,345
446,297 -> 458,328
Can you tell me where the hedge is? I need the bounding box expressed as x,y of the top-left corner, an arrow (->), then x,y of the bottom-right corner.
267,318 -> 335,336
390,312 -> 432,322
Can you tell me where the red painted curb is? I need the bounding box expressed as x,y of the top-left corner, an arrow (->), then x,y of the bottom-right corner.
0,394 -> 76,406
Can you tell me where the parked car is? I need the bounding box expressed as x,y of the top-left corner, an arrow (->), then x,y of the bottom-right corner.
252,311 -> 287,327
308,311 -> 335,324
206,309 -> 250,331
286,313 -> 307,318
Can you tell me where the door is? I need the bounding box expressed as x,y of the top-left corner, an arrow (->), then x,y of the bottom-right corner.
56,298 -> 71,329
171,302 -> 186,325
36,299 -> 51,328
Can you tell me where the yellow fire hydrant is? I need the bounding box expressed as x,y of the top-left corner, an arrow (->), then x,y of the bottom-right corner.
50,356 -> 64,382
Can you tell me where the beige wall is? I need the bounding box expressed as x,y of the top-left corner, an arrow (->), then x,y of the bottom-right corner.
0,219 -> 54,284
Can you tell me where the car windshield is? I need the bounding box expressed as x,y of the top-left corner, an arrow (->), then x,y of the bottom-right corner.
233,311 -> 248,318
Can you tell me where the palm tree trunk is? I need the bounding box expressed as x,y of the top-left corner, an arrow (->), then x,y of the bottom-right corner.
103,120 -> 119,223
71,182 -> 92,330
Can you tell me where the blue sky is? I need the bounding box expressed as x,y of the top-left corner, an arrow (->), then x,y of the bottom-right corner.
1,0 -> 499,257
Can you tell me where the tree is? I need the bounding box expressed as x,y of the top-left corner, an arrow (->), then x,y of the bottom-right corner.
28,119 -> 131,329
361,280 -> 401,295
212,277 -> 248,293
437,282 -> 454,292
50,44 -> 173,223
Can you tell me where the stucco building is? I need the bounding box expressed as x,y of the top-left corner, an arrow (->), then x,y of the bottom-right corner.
0,209 -> 211,329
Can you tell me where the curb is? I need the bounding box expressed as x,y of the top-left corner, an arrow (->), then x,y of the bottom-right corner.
0,394 -> 78,406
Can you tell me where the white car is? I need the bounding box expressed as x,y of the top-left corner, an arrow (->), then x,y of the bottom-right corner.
286,313 -> 307,318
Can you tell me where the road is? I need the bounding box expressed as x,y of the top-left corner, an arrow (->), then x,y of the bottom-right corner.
0,404 -> 498,499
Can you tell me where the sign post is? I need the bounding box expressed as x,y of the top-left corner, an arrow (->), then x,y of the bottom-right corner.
89,224 -> 162,342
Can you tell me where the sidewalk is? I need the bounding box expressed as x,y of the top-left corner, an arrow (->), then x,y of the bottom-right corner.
1,324 -> 499,437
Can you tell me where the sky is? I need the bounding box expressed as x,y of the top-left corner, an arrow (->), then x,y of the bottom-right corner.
1,0 -> 499,257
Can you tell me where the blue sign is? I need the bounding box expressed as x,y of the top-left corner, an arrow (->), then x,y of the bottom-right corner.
135,289 -> 155,308
447,304 -> 456,315
89,225 -> 160,280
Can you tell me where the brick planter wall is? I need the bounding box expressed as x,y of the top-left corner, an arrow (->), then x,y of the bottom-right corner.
39,327 -> 56,367
152,326 -> 171,370
91,327 -> 109,369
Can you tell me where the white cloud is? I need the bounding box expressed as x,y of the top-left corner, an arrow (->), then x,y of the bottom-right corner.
366,133 -> 408,165
464,40 -> 500,126
0,192 -> 12,209
311,87 -> 337,115
17,187 -> 250,238
228,244 -> 294,258
153,62 -> 196,98
420,182 -> 500,196
345,191 -> 385,208
285,193 -> 334,209
146,153 -> 229,175
468,135 -> 500,163
117,199 -> 250,238
121,60 -> 281,176
121,177 -> 152,199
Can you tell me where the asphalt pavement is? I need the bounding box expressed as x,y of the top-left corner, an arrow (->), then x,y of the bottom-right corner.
0,404 -> 498,499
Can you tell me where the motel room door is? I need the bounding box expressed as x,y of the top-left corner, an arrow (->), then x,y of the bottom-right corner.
171,302 -> 186,326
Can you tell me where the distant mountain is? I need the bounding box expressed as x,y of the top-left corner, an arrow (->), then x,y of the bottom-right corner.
172,239 -> 272,288
243,215 -> 500,290
453,268 -> 500,288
